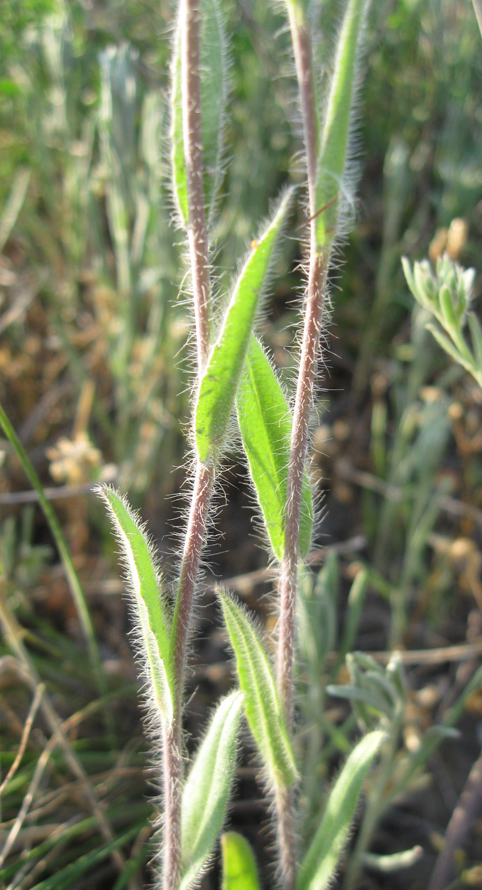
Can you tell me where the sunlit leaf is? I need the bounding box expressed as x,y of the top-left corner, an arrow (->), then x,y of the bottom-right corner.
98,486 -> 174,724
196,189 -> 293,463
236,336 -> 313,560
221,832 -> 262,890
218,591 -> 297,789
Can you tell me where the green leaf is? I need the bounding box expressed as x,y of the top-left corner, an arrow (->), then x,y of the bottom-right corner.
98,486 -> 174,724
426,323 -> 470,370
315,0 -> 369,251
170,22 -> 188,227
170,0 -> 230,229
298,731 -> 384,890
468,313 -> 482,373
236,336 -> 313,560
439,284 -> 463,339
196,190 -> 293,464
218,591 -> 297,789
337,568 -> 369,668
200,0 -> 230,226
221,832 -> 262,890
180,691 -> 244,890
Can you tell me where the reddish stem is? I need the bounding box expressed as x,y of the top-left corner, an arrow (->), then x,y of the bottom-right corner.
276,14 -> 327,889
162,3 -> 214,886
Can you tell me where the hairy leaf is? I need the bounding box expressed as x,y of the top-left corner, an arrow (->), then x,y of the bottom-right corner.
195,189 -> 293,464
315,0 -> 369,251
98,486 -> 173,724
221,833 -> 261,890
218,591 -> 297,788
236,336 -> 313,560
180,692 -> 244,890
170,21 -> 188,226
298,731 -> 384,890
171,0 -> 230,228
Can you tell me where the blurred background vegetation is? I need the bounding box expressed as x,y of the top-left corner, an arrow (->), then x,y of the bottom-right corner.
1,1 -> 482,888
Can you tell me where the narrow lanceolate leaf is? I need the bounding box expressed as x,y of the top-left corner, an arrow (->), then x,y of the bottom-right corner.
180,692 -> 244,890
170,19 -> 188,226
171,20 -> 189,229
298,731 -> 384,890
218,591 -> 297,788
200,0 -> 230,226
236,336 -> 313,560
315,0 -> 369,252
221,833 -> 262,890
195,189 -> 293,464
170,0 -> 230,228
98,486 -> 174,724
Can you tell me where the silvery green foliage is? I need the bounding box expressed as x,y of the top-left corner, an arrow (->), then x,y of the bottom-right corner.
180,692 -> 244,890
328,652 -> 405,733
402,254 -> 482,387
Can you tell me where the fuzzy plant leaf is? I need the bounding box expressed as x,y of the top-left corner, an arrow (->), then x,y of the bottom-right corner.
221,833 -> 262,890
236,336 -> 313,561
180,691 -> 244,890
98,486 -> 174,724
195,189 -> 293,464
170,23 -> 188,226
218,590 -> 297,789
200,0 -> 230,226
171,0 -> 230,229
298,731 -> 384,890
315,0 -> 369,252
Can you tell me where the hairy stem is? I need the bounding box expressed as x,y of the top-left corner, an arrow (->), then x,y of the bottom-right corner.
162,3 -> 214,886
275,784 -> 297,889
276,11 -> 327,888
171,462 -> 216,693
161,724 -> 183,888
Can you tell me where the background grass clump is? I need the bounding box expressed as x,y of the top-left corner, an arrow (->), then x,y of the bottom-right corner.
1,1 -> 482,889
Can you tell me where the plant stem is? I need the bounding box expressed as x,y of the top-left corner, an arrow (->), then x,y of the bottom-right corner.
278,4 -> 320,723
161,723 -> 183,888
162,3 -> 214,886
171,462 -> 215,694
276,10 -> 327,888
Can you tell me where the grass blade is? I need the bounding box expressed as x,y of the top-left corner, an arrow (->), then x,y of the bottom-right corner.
221,832 -> 262,890
0,401 -> 103,692
298,731 -> 384,890
315,0 -> 369,251
98,486 -> 174,724
195,189 -> 293,464
180,691 -> 244,890
218,590 -> 297,789
236,336 -> 313,560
